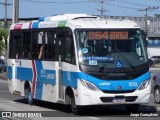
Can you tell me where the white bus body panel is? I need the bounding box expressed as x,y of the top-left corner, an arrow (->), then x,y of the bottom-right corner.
77,80 -> 151,105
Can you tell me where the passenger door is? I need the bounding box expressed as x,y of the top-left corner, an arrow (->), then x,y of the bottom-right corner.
55,28 -> 76,101
56,33 -> 64,101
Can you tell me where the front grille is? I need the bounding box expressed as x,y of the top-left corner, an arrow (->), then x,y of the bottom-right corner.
102,90 -> 135,94
100,96 -> 138,103
87,67 -> 146,80
88,72 -> 142,80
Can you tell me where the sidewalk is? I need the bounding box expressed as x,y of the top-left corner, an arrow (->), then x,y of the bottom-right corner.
0,72 -> 7,80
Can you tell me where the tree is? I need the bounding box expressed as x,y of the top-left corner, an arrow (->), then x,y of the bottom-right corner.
0,41 -> 5,55
0,29 -> 8,43
0,28 -> 8,56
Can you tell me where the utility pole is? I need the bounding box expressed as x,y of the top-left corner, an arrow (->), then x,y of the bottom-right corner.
4,0 -> 8,30
12,0 -> 19,24
97,0 -> 108,19
138,6 -> 159,34
0,0 -> 12,30
92,0 -> 110,19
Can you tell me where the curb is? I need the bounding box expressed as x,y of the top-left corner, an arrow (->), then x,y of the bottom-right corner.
0,73 -> 7,81
0,76 -> 7,80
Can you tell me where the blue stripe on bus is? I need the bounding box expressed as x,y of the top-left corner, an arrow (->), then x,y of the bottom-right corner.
35,82 -> 43,100
87,71 -> 150,91
7,61 -> 56,85
8,66 -> 56,84
35,60 -> 43,83
62,71 -> 88,88
17,67 -> 33,81
32,22 -> 39,28
62,72 -> 77,88
62,71 -> 150,91
34,61 -> 43,100
38,17 -> 45,22
8,64 -> 150,92
8,66 -> 12,79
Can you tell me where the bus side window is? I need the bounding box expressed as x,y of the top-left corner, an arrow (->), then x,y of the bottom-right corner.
9,31 -> 23,59
22,32 -> 31,59
63,36 -> 76,65
31,31 -> 43,59
44,31 -> 56,60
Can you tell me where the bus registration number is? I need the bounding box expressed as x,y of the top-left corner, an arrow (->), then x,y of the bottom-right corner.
113,98 -> 125,103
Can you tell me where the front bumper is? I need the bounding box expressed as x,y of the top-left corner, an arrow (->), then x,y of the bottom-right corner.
76,80 -> 151,106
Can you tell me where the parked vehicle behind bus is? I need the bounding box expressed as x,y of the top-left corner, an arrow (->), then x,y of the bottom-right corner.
152,74 -> 160,104
0,59 -> 7,72
150,56 -> 160,63
8,14 -> 151,114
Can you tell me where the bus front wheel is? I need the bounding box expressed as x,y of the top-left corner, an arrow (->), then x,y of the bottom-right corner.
70,97 -> 81,115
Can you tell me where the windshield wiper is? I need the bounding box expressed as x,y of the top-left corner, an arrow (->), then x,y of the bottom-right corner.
98,64 -> 106,72
98,54 -> 115,72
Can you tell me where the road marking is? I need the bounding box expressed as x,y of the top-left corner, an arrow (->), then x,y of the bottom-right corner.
0,80 -> 8,83
8,101 -> 58,111
89,117 -> 99,119
8,101 -> 18,104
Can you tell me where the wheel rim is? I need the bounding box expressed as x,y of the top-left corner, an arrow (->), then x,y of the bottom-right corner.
26,89 -> 33,104
28,91 -> 32,103
154,88 -> 160,102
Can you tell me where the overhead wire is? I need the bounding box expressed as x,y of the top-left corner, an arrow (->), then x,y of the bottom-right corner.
107,3 -> 139,10
116,0 -> 150,7
21,0 -> 90,4
0,2 -> 4,5
99,0 -> 159,17
10,0 -> 160,17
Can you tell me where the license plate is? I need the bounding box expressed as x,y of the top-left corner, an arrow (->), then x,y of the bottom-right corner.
113,98 -> 126,103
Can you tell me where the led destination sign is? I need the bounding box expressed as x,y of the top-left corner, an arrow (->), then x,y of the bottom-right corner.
89,31 -> 128,40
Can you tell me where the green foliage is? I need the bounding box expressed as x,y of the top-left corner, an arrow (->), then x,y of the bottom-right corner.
0,28 -> 8,42
0,28 -> 8,55
0,41 -> 5,55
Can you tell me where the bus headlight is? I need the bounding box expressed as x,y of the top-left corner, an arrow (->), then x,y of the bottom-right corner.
80,80 -> 100,92
137,79 -> 150,90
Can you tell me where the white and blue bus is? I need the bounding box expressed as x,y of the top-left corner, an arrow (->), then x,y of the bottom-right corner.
8,14 -> 151,114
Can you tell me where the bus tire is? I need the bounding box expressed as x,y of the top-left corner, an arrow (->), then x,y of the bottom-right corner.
71,97 -> 81,115
25,88 -> 34,105
126,104 -> 139,113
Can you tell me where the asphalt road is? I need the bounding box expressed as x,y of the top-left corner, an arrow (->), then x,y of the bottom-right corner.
0,70 -> 160,120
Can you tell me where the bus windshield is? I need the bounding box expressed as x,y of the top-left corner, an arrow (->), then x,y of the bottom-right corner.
75,29 -> 148,69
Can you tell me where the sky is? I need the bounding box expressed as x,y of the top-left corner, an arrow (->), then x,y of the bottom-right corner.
0,0 -> 160,19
